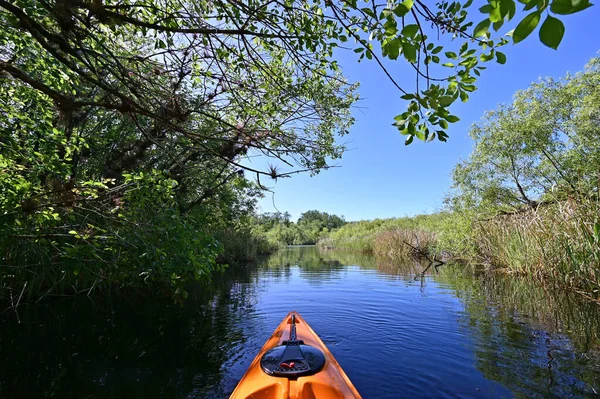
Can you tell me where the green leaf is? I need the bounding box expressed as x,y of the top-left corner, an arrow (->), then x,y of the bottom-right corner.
402,42 -> 417,62
394,3 -> 410,16
496,51 -> 507,64
473,19 -> 491,37
489,4 -> 503,22
439,120 -> 449,129
513,11 -> 541,43
432,46 -> 443,54
499,0 -> 514,17
69,230 -> 78,235
400,93 -> 415,100
401,24 -> 420,38
523,0 -> 542,10
405,135 -> 414,145
383,18 -> 398,36
539,15 -> 565,49
493,19 -> 504,31
439,96 -> 455,106
362,7 -> 376,18
507,0 -> 517,18
594,222 -> 600,239
445,115 -> 460,123
480,50 -> 495,61
550,0 -> 593,14
387,38 -> 401,60
415,130 -> 425,141
445,51 -> 458,59
395,0 -> 414,16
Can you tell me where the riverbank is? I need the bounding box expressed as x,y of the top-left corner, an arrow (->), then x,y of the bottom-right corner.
0,221 -> 278,309
317,199 -> 600,302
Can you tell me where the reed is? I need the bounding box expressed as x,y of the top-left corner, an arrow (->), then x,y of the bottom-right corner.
318,201 -> 600,300
214,227 -> 280,264
372,228 -> 438,262
474,198 -> 600,296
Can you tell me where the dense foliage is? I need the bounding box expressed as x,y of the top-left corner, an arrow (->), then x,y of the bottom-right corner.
450,57 -> 600,212
253,210 -> 347,245
0,0 -> 593,304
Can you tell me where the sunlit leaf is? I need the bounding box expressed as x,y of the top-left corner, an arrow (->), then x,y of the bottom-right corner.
513,11 -> 541,43
539,15 -> 565,49
473,19 -> 491,37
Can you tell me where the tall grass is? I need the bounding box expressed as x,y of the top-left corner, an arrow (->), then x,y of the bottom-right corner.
214,227 -> 280,264
319,201 -> 600,300
372,228 -> 438,262
475,198 -> 600,296
318,219 -> 387,251
318,212 -> 475,260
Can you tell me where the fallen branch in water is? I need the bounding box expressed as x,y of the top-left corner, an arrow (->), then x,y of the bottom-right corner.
402,240 -> 445,267
402,239 -> 445,280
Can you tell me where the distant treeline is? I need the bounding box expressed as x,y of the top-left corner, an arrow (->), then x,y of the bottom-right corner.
251,210 -> 347,246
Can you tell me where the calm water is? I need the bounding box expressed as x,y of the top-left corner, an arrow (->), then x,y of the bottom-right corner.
1,246 -> 600,398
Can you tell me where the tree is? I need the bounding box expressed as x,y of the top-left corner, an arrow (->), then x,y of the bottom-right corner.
0,0 -> 593,301
298,210 -> 347,230
449,57 -> 600,214
0,0 -> 593,173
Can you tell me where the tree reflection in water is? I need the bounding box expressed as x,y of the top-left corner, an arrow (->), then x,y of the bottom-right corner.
1,247 -> 599,398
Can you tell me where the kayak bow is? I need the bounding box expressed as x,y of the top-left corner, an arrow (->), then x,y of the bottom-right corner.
229,311 -> 362,399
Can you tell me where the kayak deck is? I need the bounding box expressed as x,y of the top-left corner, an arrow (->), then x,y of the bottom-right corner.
229,311 -> 362,399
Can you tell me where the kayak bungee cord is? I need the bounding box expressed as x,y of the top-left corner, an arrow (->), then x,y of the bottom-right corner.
229,312 -> 362,398
260,313 -> 325,377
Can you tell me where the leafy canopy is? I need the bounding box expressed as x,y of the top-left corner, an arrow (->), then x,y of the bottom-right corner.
0,0 -> 593,169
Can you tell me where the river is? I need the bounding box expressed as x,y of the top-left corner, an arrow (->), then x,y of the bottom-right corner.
1,246 -> 599,398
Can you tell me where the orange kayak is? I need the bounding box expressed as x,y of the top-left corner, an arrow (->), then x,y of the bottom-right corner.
229,311 -> 362,399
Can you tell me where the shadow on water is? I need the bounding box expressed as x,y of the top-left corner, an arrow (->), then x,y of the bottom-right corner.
1,246 -> 599,398
0,265 -> 263,399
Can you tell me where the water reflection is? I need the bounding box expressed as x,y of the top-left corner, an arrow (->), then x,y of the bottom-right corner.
264,246 -> 425,276
438,267 -> 600,398
0,267 -> 263,399
0,246 -> 598,398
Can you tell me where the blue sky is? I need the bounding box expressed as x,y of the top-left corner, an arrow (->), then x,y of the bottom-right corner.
256,8 -> 599,222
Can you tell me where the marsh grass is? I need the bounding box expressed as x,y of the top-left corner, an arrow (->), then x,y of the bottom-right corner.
214,227 -> 279,264
319,201 -> 600,300
475,199 -> 600,297
373,228 -> 438,262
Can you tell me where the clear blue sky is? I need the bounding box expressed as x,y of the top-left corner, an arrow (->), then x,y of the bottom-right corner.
256,9 -> 600,222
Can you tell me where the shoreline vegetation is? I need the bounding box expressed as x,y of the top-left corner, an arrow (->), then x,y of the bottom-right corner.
2,16 -> 599,310
315,58 -> 600,302
316,199 -> 600,303
264,58 -> 600,303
